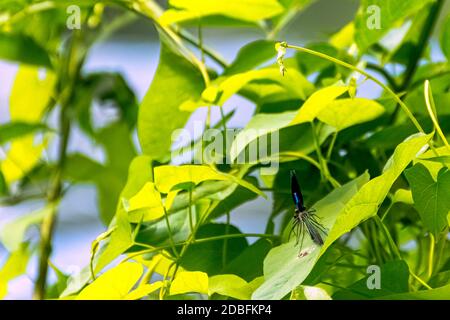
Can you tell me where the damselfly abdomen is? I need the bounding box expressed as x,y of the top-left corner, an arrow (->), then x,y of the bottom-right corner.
289,170 -> 327,256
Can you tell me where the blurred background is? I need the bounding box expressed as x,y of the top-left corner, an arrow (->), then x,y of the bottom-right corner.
1,0 -> 449,299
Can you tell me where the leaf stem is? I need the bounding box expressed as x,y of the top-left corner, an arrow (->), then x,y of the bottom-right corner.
222,211 -> 231,268
326,132 -> 338,160
428,233 -> 435,278
188,188 -> 194,233
424,80 -> 450,151
162,206 -> 179,259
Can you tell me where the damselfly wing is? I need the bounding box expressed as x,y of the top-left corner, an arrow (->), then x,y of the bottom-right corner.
289,170 -> 327,255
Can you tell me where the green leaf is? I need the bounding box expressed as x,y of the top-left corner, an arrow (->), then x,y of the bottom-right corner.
290,85 -> 348,125
180,223 -> 248,275
405,163 -> 450,236
159,0 -> 284,25
379,284 -> 450,300
0,245 -> 30,299
76,262 -> 147,300
253,172 -> 370,300
209,178 -> 259,220
296,43 -> 338,74
441,15 -> 450,61
0,122 -> 49,145
138,43 -> 204,162
317,98 -> 385,132
0,206 -> 52,252
354,0 -> 435,52
65,123 -> 136,224
0,32 -> 52,67
333,260 -> 409,299
223,239 -> 272,281
170,271 -> 209,295
224,40 -> 276,75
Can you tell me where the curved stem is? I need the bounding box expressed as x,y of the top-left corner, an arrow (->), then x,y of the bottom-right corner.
424,80 -> 450,151
366,62 -> 399,91
284,44 -> 424,133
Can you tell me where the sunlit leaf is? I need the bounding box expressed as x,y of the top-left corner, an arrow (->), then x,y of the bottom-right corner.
76,262 -> 144,300
1,65 -> 55,184
123,182 -> 165,222
0,245 -> 30,299
159,0 -> 284,25
290,85 -> 348,125
209,274 -> 253,300
317,98 -> 385,131
124,281 -> 163,300
330,22 -> 355,49
154,165 -> 264,197
170,271 -> 209,295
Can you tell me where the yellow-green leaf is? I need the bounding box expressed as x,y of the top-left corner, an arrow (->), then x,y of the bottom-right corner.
122,182 -> 165,222
209,274 -> 256,300
317,98 -> 385,131
0,245 -> 30,299
330,22 -> 355,49
169,271 -> 209,295
124,281 -> 163,300
76,262 -> 143,300
159,0 -> 284,25
1,65 -> 55,184
154,165 -> 264,197
290,86 -> 348,125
